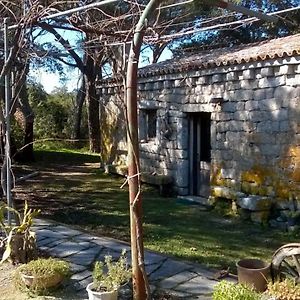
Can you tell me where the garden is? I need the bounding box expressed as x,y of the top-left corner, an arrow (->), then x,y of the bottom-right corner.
0,146 -> 299,299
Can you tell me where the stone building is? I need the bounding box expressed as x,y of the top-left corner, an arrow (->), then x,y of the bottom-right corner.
98,34 -> 300,224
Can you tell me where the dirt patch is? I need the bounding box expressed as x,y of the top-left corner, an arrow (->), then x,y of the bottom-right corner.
0,263 -> 27,300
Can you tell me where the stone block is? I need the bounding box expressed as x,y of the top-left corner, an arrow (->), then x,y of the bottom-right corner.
257,121 -> 279,133
222,102 -> 236,112
212,74 -> 223,83
260,98 -> 282,111
286,74 -> 300,86
226,71 -> 238,81
196,76 -> 208,85
243,69 -> 255,80
237,196 -> 272,211
214,112 -> 233,121
269,219 -> 288,230
259,67 -> 274,77
254,89 -> 267,100
275,65 -> 295,76
251,211 -> 270,223
236,102 -> 245,111
248,111 -> 270,122
241,80 -> 258,89
164,80 -> 173,89
212,186 -> 237,200
260,144 -> 281,156
272,109 -> 288,121
235,89 -> 254,101
227,120 -> 245,131
258,76 -> 286,88
245,100 -> 260,111
232,111 -> 247,121
274,86 -> 298,100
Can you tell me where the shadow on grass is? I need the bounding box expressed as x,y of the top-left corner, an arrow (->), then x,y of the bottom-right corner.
14,149 -> 300,272
33,150 -> 100,165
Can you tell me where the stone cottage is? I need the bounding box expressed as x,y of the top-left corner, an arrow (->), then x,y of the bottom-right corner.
98,34 -> 300,224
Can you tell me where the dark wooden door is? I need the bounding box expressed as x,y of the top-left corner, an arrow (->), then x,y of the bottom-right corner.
189,113 -> 211,197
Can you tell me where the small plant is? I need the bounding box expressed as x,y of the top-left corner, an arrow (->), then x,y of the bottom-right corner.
92,250 -> 131,292
213,281 -> 261,300
266,279 -> 300,300
15,258 -> 70,295
0,201 -> 40,264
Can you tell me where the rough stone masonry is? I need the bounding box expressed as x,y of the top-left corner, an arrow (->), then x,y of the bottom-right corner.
97,34 -> 300,227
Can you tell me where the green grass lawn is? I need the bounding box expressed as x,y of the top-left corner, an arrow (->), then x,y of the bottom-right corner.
15,148 -> 300,272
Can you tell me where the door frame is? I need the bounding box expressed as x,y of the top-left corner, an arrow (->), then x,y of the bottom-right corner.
188,112 -> 211,196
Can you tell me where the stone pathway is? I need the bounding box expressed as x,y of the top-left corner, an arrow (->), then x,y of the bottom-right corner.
33,219 -> 235,299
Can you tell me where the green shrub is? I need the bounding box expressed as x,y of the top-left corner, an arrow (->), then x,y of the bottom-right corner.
266,279 -> 300,300
213,281 -> 261,300
15,258 -> 70,295
92,250 -> 131,292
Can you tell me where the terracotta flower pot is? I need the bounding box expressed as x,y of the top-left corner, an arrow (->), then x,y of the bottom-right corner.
86,283 -> 118,300
21,272 -> 64,289
236,258 -> 271,292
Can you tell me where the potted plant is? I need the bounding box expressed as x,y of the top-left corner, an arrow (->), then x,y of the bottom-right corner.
15,257 -> 70,294
86,250 -> 131,300
0,201 -> 40,264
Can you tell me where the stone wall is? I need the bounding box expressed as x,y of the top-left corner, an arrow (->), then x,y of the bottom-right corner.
99,56 -> 300,224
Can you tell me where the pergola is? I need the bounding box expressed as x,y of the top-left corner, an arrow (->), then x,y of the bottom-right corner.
1,1 -> 296,299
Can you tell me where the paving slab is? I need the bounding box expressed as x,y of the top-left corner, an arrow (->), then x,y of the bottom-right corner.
96,247 -> 126,262
36,228 -> 68,239
149,258 -> 192,281
174,275 -> 217,295
69,263 -> 87,273
158,270 -> 198,289
36,236 -> 58,247
66,245 -> 102,266
48,240 -> 91,258
71,270 -> 91,281
144,251 -> 166,266
92,237 -> 130,252
51,225 -> 83,237
33,220 -> 229,299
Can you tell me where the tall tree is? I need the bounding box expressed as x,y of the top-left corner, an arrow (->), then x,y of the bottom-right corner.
171,0 -> 300,55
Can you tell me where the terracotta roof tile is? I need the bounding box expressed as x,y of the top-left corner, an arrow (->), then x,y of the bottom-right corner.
138,34 -> 300,77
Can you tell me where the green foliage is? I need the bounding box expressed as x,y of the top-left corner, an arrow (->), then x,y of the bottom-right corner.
27,84 -> 76,140
267,279 -> 300,300
173,0 -> 300,56
213,281 -> 261,300
16,258 -> 70,278
92,250 -> 131,292
15,258 -> 70,295
0,201 -> 40,264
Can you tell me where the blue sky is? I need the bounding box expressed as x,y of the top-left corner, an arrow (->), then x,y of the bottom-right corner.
30,28 -> 172,93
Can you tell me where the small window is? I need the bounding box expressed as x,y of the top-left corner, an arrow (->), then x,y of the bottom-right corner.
140,109 -> 157,141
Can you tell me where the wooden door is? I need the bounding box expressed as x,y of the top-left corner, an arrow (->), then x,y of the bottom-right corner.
189,113 -> 211,197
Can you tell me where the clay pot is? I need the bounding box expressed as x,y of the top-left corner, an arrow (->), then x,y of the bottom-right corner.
21,272 -> 64,289
236,258 -> 271,292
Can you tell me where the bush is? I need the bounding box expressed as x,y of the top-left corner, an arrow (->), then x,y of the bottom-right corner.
213,281 -> 261,300
266,279 -> 300,300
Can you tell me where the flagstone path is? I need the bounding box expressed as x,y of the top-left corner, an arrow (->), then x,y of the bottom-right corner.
34,218 -> 235,299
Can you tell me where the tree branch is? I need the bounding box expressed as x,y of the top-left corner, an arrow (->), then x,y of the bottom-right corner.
38,22 -> 85,73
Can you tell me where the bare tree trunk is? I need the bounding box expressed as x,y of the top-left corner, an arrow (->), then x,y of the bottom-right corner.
12,68 -> 34,162
85,53 -> 100,153
73,76 -> 85,141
